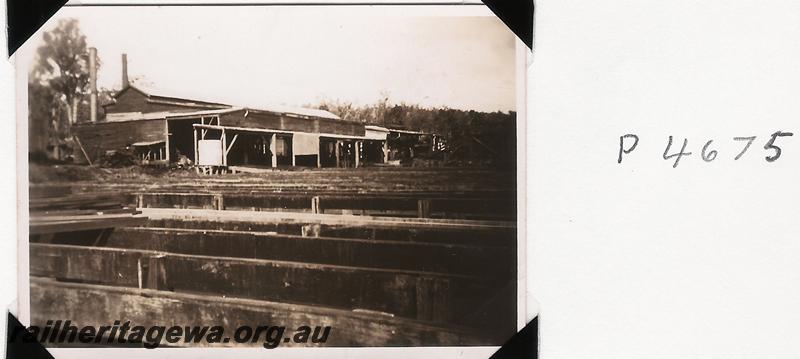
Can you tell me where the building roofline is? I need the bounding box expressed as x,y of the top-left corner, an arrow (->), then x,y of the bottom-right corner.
110,83 -> 343,122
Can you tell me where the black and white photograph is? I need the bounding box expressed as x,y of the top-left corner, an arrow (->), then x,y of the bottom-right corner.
8,0 -> 800,358
19,4 -> 525,350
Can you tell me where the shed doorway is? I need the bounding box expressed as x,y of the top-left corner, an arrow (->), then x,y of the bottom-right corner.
168,119 -> 200,163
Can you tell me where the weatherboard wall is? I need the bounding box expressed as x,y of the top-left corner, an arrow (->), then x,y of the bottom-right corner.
73,118 -> 166,162
221,111 -> 364,137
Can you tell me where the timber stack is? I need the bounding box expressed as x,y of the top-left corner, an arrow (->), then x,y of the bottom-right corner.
28,169 -> 517,347
29,190 -> 147,235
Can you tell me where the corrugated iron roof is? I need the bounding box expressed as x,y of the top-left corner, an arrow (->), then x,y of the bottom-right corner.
104,111 -> 172,122
103,108 -> 244,122
365,125 -> 390,132
131,140 -> 166,147
164,108 -> 245,119
126,83 -> 341,121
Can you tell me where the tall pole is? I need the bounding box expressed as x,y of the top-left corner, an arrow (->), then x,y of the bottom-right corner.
88,47 -> 97,123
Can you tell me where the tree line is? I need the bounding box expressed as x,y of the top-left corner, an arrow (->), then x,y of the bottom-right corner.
312,97 -> 517,167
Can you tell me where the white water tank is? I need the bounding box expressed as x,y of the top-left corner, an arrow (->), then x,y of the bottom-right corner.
197,139 -> 223,166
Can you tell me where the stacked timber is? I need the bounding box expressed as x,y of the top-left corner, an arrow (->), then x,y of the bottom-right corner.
127,190 -> 515,220
29,191 -> 147,235
28,169 -> 516,347
29,209 -> 517,346
32,167 -> 516,194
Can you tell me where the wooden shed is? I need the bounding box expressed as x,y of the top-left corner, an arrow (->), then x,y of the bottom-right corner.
73,82 -> 386,169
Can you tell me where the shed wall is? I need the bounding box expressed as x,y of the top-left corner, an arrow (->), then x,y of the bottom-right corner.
73,119 -> 167,161
221,112 -> 364,136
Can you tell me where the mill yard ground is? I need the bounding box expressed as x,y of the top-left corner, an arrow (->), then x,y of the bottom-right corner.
28,164 -> 518,347
29,163 -> 516,195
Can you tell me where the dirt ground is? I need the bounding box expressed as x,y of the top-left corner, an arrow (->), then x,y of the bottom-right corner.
29,163 -> 203,184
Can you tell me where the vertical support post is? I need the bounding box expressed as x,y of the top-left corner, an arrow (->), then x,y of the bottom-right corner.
317,136 -> 322,168
221,128 -> 227,167
145,255 -> 167,290
354,141 -> 361,168
383,140 -> 389,163
334,140 -> 341,168
88,47 -> 97,123
270,133 -> 277,168
193,126 -> 198,164
417,199 -> 431,218
291,136 -> 296,167
311,196 -> 321,214
137,258 -> 145,289
165,120 -> 171,163
214,194 -> 224,210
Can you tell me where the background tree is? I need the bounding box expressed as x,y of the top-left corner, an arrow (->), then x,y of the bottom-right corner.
28,80 -> 67,159
309,97 -> 517,167
28,18 -> 93,159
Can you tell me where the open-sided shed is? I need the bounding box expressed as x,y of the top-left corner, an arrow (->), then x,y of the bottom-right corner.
73,82 -> 382,169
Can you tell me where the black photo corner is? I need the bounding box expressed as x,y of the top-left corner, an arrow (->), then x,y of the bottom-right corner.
5,0 -> 532,56
5,0 -> 535,357
6,313 -> 55,359
5,310 -> 536,359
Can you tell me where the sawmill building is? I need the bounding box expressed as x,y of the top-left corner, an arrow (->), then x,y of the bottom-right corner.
73,54 -> 398,170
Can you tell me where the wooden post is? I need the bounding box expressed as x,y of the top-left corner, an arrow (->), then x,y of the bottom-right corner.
221,128 -> 228,167
214,194 -> 224,210
193,127 -> 198,164
137,258 -> 144,289
165,120 -> 171,163
270,133 -> 277,168
354,141 -> 360,168
317,136 -> 322,168
383,140 -> 389,163
334,140 -> 341,168
145,255 -> 167,291
417,199 -> 431,218
311,196 -> 321,214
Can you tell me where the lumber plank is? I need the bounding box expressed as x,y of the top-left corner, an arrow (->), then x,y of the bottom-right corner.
29,243 -> 508,325
142,218 -> 516,246
29,216 -> 148,235
37,227 -> 514,277
140,208 -> 515,230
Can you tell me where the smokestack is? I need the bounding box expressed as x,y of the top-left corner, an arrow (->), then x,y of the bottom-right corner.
121,53 -> 129,88
89,47 -> 97,123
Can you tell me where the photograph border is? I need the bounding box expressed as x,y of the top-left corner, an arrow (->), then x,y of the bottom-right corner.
14,3 -> 532,357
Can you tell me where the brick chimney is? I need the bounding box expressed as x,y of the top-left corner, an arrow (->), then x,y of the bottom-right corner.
122,53 -> 129,88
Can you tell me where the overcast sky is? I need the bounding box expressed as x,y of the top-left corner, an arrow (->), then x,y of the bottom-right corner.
27,6 -> 516,112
